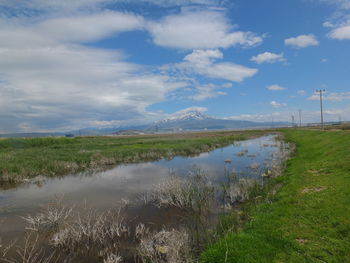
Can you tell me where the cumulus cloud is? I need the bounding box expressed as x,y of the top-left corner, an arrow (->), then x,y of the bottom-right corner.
284,34 -> 319,48
270,101 -> 287,108
36,11 -> 144,43
0,1 -> 269,133
147,10 -> 263,49
180,49 -> 258,82
250,52 -> 285,64
328,23 -> 350,39
161,49 -> 256,102
267,84 -> 287,91
184,49 -> 223,66
0,11 -> 189,133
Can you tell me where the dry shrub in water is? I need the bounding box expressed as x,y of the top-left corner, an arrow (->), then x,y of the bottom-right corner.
147,176 -> 192,209
22,198 -> 73,232
226,178 -> 259,204
0,233 -> 69,263
265,141 -> 294,178
140,170 -> 216,253
21,199 -> 129,260
137,227 -> 191,263
50,208 -> 128,255
143,169 -> 215,214
103,252 -> 123,263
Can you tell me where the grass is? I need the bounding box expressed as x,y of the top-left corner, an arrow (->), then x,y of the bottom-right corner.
0,130 -> 265,184
201,129 -> 350,263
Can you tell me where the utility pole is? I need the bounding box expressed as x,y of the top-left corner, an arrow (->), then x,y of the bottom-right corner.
316,89 -> 325,130
291,115 -> 295,127
298,109 -> 302,127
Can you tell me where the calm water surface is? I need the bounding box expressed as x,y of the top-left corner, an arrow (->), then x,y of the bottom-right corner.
0,134 -> 285,241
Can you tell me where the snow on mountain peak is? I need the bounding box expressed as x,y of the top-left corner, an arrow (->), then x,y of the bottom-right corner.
157,110 -> 212,123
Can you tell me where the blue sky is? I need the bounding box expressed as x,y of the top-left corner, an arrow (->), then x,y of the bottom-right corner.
0,0 -> 349,132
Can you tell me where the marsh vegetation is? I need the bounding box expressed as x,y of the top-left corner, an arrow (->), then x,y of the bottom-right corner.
0,130 -> 265,185
0,134 -> 292,263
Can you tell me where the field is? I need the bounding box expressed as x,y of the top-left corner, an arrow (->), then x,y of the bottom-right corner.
201,129 -> 350,263
0,130 -> 265,184
1,129 -> 349,262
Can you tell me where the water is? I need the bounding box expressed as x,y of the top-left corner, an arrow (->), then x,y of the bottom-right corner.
0,134 -> 287,249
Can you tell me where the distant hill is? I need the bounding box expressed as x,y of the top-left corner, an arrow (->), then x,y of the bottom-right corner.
144,110 -> 289,132
0,111 -> 290,137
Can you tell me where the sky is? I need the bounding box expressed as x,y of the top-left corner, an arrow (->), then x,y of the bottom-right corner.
0,0 -> 349,133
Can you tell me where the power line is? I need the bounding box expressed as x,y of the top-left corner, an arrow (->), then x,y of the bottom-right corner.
316,89 -> 325,130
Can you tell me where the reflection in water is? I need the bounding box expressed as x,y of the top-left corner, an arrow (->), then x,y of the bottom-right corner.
0,134 -> 285,242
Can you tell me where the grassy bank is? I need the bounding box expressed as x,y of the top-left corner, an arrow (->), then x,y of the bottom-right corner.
201,129 -> 350,263
0,130 -> 264,184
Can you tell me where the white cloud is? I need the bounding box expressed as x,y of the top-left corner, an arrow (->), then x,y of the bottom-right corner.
250,52 -> 285,64
270,101 -> 287,108
192,84 -> 227,101
184,49 -> 223,66
0,12 -> 189,133
168,49 -> 258,82
267,84 -> 287,91
284,34 -> 319,48
317,0 -> 350,40
297,90 -> 306,96
323,21 -> 335,28
36,11 -> 144,43
161,49 -> 256,102
147,10 -> 263,49
308,92 -> 350,101
329,23 -> 350,39
203,62 -> 258,82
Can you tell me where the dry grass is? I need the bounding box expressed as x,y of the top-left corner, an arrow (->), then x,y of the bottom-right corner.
141,169 -> 215,214
226,178 -> 259,204
18,198 -> 130,261
301,186 -> 327,194
22,198 -> 73,232
0,234 -> 69,263
103,252 -> 123,263
50,208 -> 129,255
137,228 -> 191,263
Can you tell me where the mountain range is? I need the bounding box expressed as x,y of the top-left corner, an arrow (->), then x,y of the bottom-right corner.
0,111 -> 290,137
143,111 -> 289,133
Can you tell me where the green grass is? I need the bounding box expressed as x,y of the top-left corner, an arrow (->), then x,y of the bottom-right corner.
201,129 -> 350,263
0,130 -> 264,184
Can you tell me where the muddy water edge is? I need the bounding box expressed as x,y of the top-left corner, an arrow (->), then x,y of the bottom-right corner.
0,134 -> 293,263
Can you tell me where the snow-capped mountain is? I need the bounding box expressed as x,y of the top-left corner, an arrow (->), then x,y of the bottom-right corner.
156,110 -> 213,124
57,110 -> 290,136
144,110 -> 289,132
